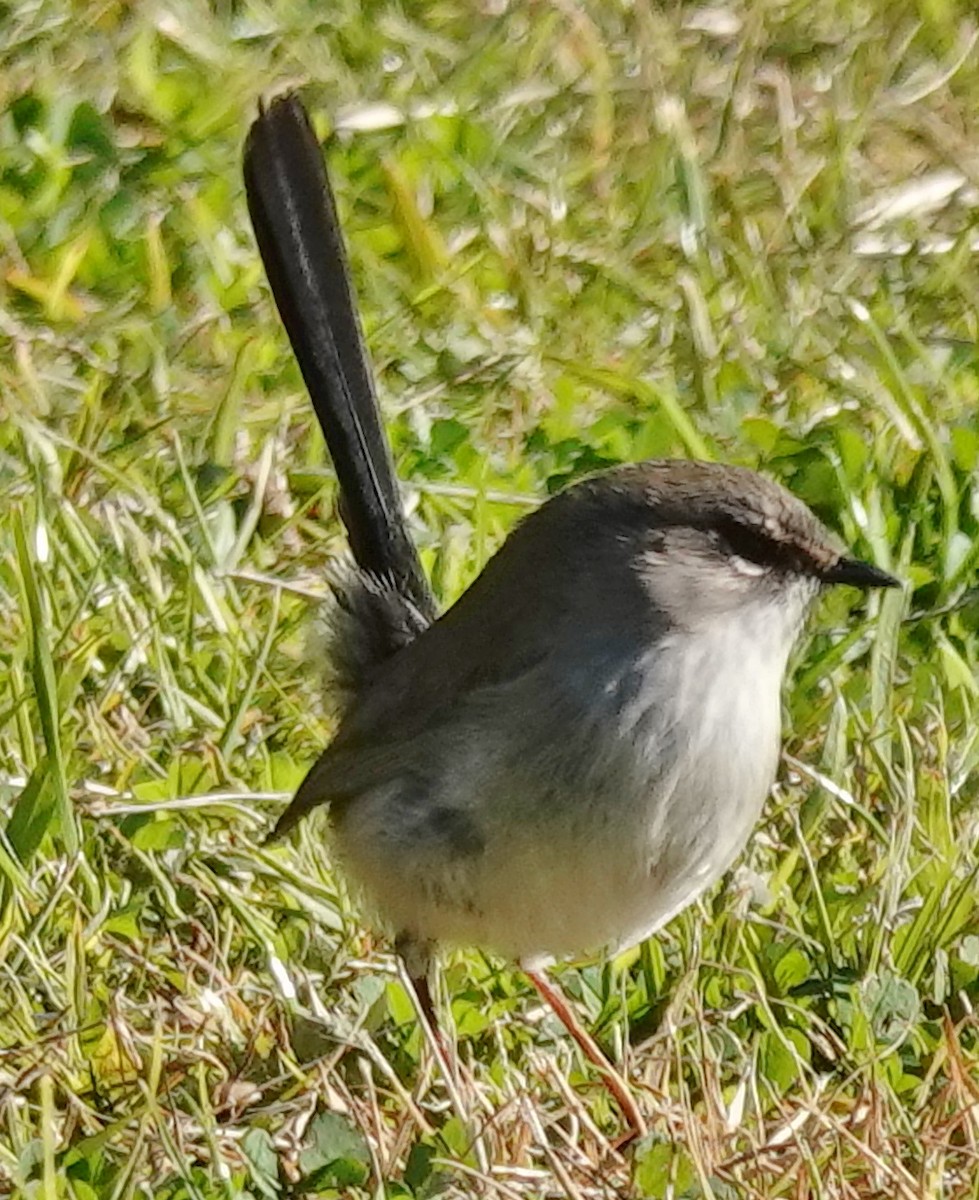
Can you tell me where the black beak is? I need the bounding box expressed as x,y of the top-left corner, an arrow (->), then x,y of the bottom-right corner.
824,556 -> 902,590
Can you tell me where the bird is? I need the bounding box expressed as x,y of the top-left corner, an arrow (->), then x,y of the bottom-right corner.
243,93 -> 900,1132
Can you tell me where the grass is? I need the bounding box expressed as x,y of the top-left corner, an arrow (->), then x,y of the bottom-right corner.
1,0 -> 978,1195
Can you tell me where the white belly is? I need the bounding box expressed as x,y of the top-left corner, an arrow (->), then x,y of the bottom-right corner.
335,608 -> 793,966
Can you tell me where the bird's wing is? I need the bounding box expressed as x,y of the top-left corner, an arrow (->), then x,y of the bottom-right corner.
269,514 -> 560,838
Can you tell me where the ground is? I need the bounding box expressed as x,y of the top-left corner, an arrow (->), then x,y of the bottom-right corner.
1,1 -> 978,1196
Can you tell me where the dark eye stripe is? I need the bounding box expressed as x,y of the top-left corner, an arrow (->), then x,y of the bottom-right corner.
716,518 -> 796,572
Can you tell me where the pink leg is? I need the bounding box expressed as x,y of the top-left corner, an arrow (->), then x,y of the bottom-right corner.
525,968 -> 647,1140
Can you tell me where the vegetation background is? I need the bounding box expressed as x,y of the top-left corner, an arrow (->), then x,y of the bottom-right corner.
1,0 -> 978,1196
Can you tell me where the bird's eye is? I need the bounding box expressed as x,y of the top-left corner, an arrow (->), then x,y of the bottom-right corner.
713,520 -> 782,574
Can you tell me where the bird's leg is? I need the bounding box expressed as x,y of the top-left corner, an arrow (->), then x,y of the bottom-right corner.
411,972 -> 441,1044
525,967 -> 647,1141
409,970 -> 456,1070
395,935 -> 492,1169
394,934 -> 453,1067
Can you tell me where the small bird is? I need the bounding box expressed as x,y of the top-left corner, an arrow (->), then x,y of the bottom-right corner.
244,95 -> 899,1129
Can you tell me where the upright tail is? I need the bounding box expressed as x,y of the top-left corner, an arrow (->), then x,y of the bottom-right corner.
243,94 -> 436,626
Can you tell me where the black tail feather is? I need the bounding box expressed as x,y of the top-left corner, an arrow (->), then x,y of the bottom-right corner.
243,94 -> 436,623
